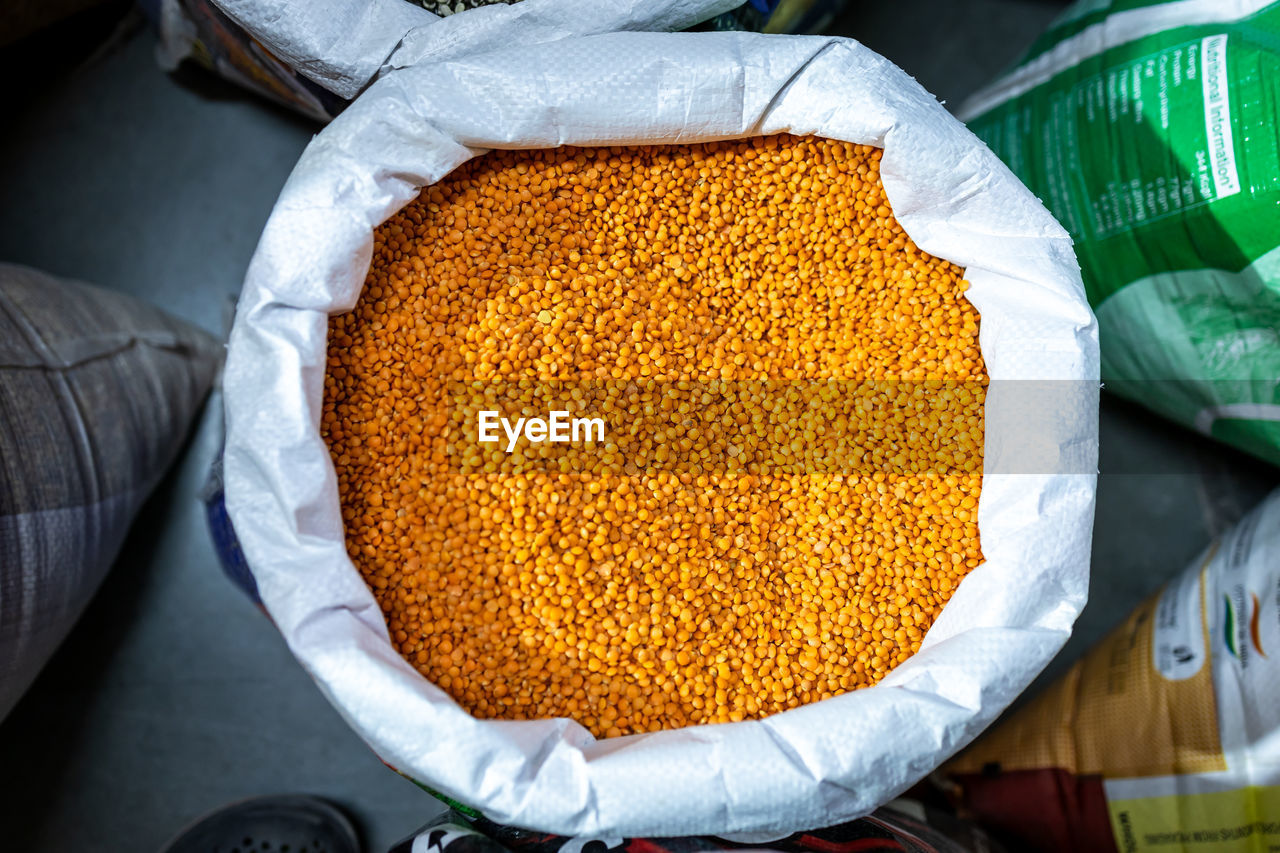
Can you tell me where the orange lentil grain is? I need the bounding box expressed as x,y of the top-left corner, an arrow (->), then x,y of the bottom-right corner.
322,135 -> 985,736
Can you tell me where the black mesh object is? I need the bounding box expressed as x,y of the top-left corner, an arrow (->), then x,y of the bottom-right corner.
159,795 -> 360,853
0,263 -> 221,720
416,0 -> 519,16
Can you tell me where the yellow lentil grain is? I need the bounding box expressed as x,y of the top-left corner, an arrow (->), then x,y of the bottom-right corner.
322,135 -> 985,737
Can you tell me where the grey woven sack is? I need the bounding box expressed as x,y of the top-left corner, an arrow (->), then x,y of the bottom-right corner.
0,264 -> 221,721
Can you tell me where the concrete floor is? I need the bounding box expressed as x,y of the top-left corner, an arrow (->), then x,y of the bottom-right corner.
1,2 -> 1277,851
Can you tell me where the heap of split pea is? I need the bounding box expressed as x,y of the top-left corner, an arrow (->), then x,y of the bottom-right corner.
321,134 -> 986,737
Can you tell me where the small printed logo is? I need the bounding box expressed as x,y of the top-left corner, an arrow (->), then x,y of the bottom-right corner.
1222,592 -> 1268,661
1223,595 -> 1239,659
1250,592 -> 1267,659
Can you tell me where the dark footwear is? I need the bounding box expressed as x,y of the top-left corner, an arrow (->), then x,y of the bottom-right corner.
160,794 -> 360,853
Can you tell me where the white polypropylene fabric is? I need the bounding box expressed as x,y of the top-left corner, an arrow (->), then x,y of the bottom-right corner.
210,0 -> 743,99
223,31 -> 1100,836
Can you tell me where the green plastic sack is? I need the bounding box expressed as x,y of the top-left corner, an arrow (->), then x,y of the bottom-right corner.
961,0 -> 1280,465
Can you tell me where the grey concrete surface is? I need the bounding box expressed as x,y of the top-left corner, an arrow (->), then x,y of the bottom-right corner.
829,0 -> 1070,111
0,2 -> 1277,851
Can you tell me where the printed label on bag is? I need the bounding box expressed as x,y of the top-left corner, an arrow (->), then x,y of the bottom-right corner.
1105,786 -> 1280,851
981,34 -> 1240,242
967,7 -> 1280,307
1200,35 -> 1240,199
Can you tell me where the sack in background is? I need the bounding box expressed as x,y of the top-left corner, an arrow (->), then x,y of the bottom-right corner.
149,0 -> 348,122
153,0 -> 748,121
0,263 -> 221,721
960,0 -> 1280,467
222,30 -> 1098,836
940,488 -> 1280,853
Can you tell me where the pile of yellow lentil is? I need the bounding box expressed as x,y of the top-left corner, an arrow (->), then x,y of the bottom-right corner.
321,134 -> 986,737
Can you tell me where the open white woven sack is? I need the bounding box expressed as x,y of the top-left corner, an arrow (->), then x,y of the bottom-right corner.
223,31 -> 1099,837
210,0 -> 743,100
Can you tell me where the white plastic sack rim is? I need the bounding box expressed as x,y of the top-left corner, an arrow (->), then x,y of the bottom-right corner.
210,0 -> 744,99
224,31 -> 1099,837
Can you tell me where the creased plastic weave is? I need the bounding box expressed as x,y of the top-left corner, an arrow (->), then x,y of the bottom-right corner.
210,0 -> 744,99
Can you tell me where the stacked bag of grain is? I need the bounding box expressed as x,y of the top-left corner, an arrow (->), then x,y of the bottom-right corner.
960,0 -> 1280,466
939,487 -> 1280,853
0,264 -> 220,721
155,0 -> 752,121
220,17 -> 1100,835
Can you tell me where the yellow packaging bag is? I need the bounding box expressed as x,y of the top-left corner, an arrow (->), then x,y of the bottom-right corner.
943,490 -> 1280,852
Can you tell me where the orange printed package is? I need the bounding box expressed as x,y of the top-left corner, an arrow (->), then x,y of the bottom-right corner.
940,489 -> 1280,853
